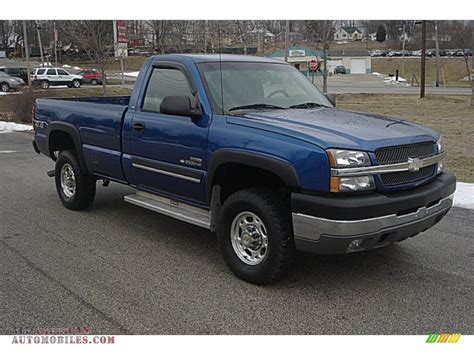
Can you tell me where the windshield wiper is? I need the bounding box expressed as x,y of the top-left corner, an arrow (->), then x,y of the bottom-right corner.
289,102 -> 326,109
228,103 -> 286,112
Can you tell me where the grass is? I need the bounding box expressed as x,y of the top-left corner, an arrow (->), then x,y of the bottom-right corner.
337,94 -> 474,182
372,57 -> 472,87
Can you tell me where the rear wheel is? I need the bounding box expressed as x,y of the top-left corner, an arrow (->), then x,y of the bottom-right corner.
41,80 -> 49,89
0,82 -> 9,92
217,188 -> 295,285
90,79 -> 98,86
55,150 -> 96,210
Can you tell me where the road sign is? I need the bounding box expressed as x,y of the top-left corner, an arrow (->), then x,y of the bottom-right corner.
309,59 -> 319,71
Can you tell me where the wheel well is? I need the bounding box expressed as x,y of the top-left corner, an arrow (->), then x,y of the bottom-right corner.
48,130 -> 75,159
211,163 -> 290,204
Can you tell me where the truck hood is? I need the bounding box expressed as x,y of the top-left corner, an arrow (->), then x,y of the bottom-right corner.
228,107 -> 439,151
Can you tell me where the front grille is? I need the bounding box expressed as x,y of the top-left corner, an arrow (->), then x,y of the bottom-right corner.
376,142 -> 437,186
381,166 -> 435,186
375,141 -> 436,165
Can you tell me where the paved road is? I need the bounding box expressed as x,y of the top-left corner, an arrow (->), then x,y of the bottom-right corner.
1,132 -> 473,335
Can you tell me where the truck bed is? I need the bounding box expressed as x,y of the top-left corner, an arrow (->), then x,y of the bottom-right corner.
35,95 -> 131,182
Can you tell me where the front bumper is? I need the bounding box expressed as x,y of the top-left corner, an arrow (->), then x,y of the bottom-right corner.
292,172 -> 456,254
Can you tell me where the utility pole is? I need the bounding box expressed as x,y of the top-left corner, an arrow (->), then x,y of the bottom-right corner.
420,20 -> 426,98
434,20 -> 440,87
22,21 -> 32,90
284,20 -> 289,62
53,21 -> 58,67
401,23 -> 406,77
204,20 -> 209,53
35,22 -> 45,67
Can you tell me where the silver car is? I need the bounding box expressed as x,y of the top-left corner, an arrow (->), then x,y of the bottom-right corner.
0,71 -> 25,92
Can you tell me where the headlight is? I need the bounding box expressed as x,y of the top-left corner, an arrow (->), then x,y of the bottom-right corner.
436,136 -> 444,153
327,149 -> 374,192
327,149 -> 371,168
330,175 -> 375,192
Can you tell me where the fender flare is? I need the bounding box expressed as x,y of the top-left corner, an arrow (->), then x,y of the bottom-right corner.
206,148 -> 300,202
47,121 -> 89,174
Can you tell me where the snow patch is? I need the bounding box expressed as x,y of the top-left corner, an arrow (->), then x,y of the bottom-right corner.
453,182 -> 474,210
124,71 -> 140,78
0,121 -> 33,133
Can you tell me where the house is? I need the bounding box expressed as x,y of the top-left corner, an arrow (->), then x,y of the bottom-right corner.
267,45 -> 320,76
334,27 -> 364,41
327,49 -> 371,74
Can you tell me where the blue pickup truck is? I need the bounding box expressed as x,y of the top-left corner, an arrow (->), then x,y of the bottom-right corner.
32,54 -> 456,284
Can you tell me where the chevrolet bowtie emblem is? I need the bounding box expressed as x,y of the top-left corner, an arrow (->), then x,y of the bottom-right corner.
408,157 -> 421,172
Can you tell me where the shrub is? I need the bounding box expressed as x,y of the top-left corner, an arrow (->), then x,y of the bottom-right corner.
10,90 -> 46,124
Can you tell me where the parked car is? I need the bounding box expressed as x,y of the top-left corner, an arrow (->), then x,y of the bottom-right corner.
334,65 -> 346,74
31,67 -> 83,89
370,49 -> 389,57
411,50 -> 422,56
0,71 -> 25,92
455,49 -> 472,57
387,50 -> 402,57
0,66 -> 29,82
78,70 -> 103,85
32,54 -> 456,284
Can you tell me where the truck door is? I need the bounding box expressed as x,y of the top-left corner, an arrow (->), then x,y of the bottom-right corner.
126,64 -> 210,206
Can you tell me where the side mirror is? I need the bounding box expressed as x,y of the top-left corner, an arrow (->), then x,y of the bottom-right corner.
160,95 -> 201,117
324,93 -> 336,107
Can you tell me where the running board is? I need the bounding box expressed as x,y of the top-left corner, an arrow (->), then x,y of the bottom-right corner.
124,191 -> 210,229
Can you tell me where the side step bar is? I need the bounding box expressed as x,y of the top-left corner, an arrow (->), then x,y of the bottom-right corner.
124,191 -> 210,229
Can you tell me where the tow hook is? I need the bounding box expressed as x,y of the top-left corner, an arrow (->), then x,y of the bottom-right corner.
47,170 -> 55,177
102,179 -> 110,187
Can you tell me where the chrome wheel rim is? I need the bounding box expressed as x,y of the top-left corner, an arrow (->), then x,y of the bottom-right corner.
230,211 -> 269,265
73,80 -> 80,88
60,163 -> 76,198
1,83 -> 8,92
41,81 -> 48,89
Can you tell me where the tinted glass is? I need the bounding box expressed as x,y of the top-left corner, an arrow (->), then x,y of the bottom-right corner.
46,69 -> 57,75
57,69 -> 68,75
142,68 -> 193,113
37,69 -> 46,75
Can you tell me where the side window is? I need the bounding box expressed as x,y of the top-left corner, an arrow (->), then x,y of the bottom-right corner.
142,67 -> 193,113
57,69 -> 68,75
46,69 -> 57,76
37,69 -> 46,75
8,68 -> 20,75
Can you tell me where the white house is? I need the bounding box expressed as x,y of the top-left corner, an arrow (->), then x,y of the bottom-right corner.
334,27 -> 364,41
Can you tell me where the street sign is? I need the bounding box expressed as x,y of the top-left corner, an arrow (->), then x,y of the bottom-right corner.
309,59 -> 319,71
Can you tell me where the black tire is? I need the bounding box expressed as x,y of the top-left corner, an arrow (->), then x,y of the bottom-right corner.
1,82 -> 9,92
55,150 -> 96,210
72,79 -> 81,88
217,188 -> 295,285
41,80 -> 49,89
90,79 -> 98,86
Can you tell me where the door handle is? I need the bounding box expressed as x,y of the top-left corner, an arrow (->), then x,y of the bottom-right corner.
132,122 -> 145,132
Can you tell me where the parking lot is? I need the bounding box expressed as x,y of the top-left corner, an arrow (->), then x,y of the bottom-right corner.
1,132 -> 473,334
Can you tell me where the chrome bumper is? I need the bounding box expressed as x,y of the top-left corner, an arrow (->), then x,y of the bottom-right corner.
292,194 -> 453,254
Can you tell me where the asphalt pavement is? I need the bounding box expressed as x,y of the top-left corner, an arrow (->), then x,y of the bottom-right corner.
1,132 -> 473,335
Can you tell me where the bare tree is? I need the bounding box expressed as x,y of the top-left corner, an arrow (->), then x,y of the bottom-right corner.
304,20 -> 334,93
147,20 -> 173,54
58,21 -> 112,95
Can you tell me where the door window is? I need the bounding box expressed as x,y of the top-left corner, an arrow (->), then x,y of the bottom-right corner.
57,69 -> 69,76
46,69 -> 57,76
142,68 -> 193,113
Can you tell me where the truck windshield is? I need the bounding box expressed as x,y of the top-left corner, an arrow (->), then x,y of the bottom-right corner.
198,61 -> 332,114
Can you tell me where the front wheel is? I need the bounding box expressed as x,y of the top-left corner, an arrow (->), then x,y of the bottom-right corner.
217,188 -> 295,285
72,79 -> 81,88
55,150 -> 96,210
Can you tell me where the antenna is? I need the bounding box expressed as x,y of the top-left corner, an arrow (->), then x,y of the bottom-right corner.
217,21 -> 224,115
